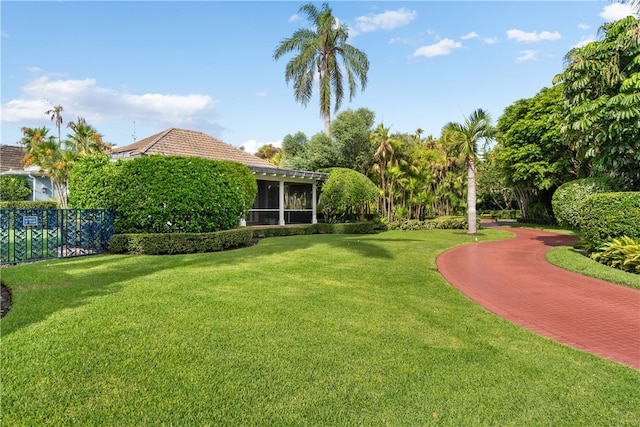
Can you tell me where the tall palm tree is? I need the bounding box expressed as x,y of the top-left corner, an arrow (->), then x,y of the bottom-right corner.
442,109 -> 494,234
371,123 -> 395,218
45,104 -> 64,143
273,2 -> 369,135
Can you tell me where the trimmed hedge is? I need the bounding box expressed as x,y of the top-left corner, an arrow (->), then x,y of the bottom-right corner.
386,216 -> 470,231
109,228 -> 254,255
69,155 -> 257,234
0,201 -> 58,209
552,177 -> 624,228
577,192 -> 640,251
109,222 -> 379,255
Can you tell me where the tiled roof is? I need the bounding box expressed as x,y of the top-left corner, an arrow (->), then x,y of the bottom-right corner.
0,145 -> 27,172
111,128 -> 277,169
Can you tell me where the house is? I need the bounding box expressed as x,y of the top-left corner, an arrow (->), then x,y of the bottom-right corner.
0,145 -> 58,202
111,128 -> 327,226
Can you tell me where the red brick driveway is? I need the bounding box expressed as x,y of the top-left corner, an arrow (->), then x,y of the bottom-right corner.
436,226 -> 640,369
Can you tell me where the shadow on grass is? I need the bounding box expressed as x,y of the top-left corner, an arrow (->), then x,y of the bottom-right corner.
0,234 -> 398,336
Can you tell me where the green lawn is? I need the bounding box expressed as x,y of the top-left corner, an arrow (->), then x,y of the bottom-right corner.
1,230 -> 639,426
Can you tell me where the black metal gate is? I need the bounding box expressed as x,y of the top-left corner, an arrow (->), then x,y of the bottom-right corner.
0,209 -> 115,265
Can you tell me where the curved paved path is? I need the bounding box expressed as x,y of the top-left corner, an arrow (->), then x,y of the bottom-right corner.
436,226 -> 640,369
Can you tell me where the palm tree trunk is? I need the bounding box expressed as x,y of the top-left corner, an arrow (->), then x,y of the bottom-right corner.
323,111 -> 331,136
467,158 -> 477,234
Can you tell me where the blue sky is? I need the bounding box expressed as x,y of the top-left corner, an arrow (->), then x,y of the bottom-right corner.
1,1 -> 637,153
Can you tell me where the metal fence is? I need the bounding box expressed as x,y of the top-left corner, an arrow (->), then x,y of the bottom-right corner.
0,209 -> 115,265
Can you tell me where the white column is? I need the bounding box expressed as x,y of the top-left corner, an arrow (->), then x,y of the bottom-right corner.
278,180 -> 285,226
312,181 -> 318,224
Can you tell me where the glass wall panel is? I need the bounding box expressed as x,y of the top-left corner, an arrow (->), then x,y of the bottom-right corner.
284,183 -> 312,210
252,180 -> 279,209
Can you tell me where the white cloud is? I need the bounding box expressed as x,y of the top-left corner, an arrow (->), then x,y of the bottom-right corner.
577,23 -> 590,30
600,3 -> 636,21
1,74 -> 219,136
573,36 -> 596,49
482,37 -> 499,45
507,29 -> 561,43
388,37 -> 413,44
516,50 -> 539,62
1,31 -> 8,38
240,139 -> 282,155
354,8 -> 417,33
461,31 -> 479,40
288,14 -> 301,23
255,91 -> 267,97
413,39 -> 462,58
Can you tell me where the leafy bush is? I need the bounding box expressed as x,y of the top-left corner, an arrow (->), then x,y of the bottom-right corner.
577,192 -> 640,251
552,177 -> 624,228
318,167 -> 378,222
0,176 -> 32,201
109,228 -> 254,255
254,222 -> 377,238
70,155 -> 257,234
387,216 -> 470,231
0,201 -> 58,209
591,236 -> 640,274
481,210 -> 520,220
109,222 -> 378,255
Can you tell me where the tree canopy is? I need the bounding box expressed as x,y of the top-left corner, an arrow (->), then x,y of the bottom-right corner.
553,15 -> 640,189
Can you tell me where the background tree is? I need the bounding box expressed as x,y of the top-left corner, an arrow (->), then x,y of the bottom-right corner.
273,2 -> 369,135
254,144 -> 282,166
442,109 -> 494,234
553,16 -> 640,189
371,123 -> 395,219
45,104 -> 64,143
66,116 -> 112,155
495,85 -> 576,218
330,107 -> 376,173
19,126 -> 70,207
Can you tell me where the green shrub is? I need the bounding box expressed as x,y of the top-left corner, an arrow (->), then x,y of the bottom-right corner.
577,192 -> 640,251
254,222 -> 378,238
318,167 -> 378,222
0,176 -> 32,201
109,228 -> 254,255
109,222 -> 378,255
387,216 -> 470,231
591,236 -> 640,274
70,155 -> 257,234
552,177 -> 624,228
0,201 -> 58,209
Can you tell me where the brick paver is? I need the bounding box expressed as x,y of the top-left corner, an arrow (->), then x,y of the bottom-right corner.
436,226 -> 640,369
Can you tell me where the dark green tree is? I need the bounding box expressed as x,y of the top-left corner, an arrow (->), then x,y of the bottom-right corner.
495,85 -> 576,217
330,108 -> 376,173
553,16 -> 640,188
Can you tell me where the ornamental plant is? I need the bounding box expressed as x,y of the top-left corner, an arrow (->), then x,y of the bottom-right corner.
318,167 -> 378,222
591,236 -> 640,274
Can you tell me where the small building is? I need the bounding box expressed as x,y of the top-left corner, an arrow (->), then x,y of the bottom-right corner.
110,128 -> 327,226
0,145 -> 58,202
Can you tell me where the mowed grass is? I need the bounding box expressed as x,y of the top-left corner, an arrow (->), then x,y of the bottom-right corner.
1,230 -> 639,426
